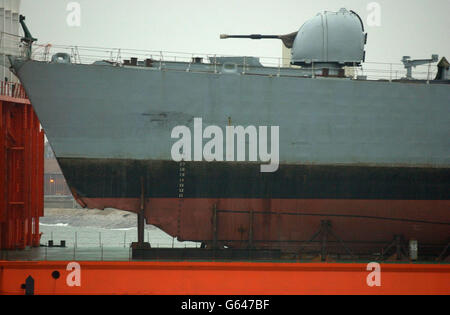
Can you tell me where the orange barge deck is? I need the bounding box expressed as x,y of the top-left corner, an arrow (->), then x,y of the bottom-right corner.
1,81 -> 449,296
1,261 -> 449,295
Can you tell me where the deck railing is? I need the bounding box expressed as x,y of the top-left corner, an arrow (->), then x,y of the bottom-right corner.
0,30 -> 441,82
0,81 -> 27,99
29,44 -> 439,82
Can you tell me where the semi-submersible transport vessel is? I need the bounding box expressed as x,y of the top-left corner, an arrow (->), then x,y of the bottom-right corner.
8,9 -> 450,259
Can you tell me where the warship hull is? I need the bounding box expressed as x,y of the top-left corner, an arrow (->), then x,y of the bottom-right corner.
13,60 -> 450,254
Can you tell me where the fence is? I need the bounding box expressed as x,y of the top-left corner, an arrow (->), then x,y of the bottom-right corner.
0,227 -> 202,262
1,222 -> 447,262
38,227 -> 200,249
0,81 -> 27,99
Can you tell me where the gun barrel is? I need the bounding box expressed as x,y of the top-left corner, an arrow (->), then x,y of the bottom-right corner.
220,34 -> 280,40
220,32 -> 298,48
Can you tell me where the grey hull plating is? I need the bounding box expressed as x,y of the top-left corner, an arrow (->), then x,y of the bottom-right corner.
12,60 -> 450,253
14,61 -> 449,167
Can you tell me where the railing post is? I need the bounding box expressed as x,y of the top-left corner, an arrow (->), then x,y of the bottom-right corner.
212,204 -> 218,250
137,176 -> 146,246
390,63 -> 393,82
214,54 -> 217,74
116,49 -> 121,63
186,54 -> 193,72
277,58 -> 281,77
248,209 -> 254,249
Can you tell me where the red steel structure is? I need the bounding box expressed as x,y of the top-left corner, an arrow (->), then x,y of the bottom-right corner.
0,81 -> 44,250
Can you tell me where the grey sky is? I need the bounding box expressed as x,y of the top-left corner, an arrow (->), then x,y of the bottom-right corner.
21,0 -> 450,65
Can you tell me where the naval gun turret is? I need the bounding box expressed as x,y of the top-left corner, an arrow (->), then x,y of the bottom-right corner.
221,8 -> 367,74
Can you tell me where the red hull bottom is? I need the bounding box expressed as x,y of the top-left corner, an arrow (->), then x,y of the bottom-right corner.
78,197 -> 450,254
